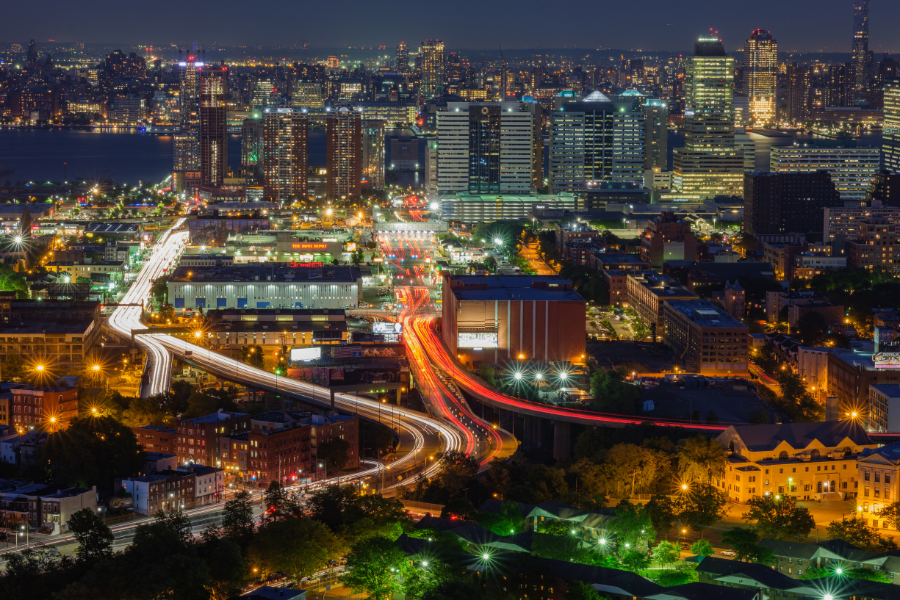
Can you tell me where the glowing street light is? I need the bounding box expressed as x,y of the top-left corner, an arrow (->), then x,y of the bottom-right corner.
514,372 -> 523,380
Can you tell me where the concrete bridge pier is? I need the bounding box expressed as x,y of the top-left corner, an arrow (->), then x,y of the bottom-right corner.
523,416 -> 543,449
498,408 -> 516,435
552,421 -> 571,460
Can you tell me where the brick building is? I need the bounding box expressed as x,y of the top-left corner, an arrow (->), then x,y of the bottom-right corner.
131,425 -> 176,454
602,270 -> 628,307
10,386 -> 78,431
662,300 -> 749,375
847,218 -> 900,274
174,410 -> 252,467
0,481 -> 96,533
554,222 -> 599,256
743,171 -> 842,236
639,211 -> 698,268
626,271 -> 696,331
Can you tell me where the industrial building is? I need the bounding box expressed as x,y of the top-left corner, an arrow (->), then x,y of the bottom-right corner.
442,274 -> 586,365
167,264 -> 361,310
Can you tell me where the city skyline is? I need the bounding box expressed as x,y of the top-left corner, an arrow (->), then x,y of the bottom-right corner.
2,0 -> 900,54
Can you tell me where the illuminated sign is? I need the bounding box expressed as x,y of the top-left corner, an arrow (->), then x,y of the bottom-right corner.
289,262 -> 324,268
291,243 -> 328,250
874,353 -> 900,369
458,332 -> 498,349
345,242 -> 358,252
291,347 -> 322,361
373,322 -> 403,335
373,258 -> 384,262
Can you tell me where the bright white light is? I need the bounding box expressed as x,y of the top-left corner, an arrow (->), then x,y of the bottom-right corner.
430,202 -> 439,210
835,568 -> 843,575
494,237 -> 502,245
14,236 -> 22,244
559,372 -> 569,380
514,372 -> 523,380
535,373 -> 543,380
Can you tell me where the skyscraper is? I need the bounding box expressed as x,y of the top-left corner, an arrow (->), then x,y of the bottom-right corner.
361,120 -> 385,190
199,66 -> 229,187
420,40 -> 445,99
883,78 -> 900,172
179,52 -> 201,134
326,106 -> 362,200
785,63 -> 811,124
396,42 -> 410,73
241,116 -> 263,182
549,91 -> 645,193
672,36 -> 744,198
742,30 -> 777,126
262,108 -> 308,202
642,99 -> 668,171
436,102 -> 536,195
852,0 -> 870,105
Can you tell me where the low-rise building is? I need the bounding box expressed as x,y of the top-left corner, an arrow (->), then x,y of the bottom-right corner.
174,410 -> 251,467
715,421 -> 876,503
131,425 -> 176,454
45,260 -> 125,282
661,300 -> 749,375
10,386 -> 78,431
639,211 -> 698,268
167,264 -> 362,310
760,537 -> 900,582
626,271 -> 696,331
869,386 -> 900,440
792,252 -> 846,280
763,241 -> 807,281
0,480 -> 96,533
206,309 -> 350,356
0,300 -> 101,369
847,218 -> 900,275
602,270 -> 628,307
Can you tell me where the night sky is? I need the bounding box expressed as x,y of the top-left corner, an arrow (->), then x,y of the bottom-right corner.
3,0 -> 899,53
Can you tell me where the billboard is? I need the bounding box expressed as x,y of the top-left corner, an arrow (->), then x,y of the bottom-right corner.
458,332 -> 498,349
373,322 -> 403,335
291,243 -> 328,250
874,353 -> 900,369
291,347 -> 322,361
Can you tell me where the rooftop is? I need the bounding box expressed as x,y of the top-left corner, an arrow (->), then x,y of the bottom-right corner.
169,264 -> 361,284
446,275 -> 584,302
180,410 -> 248,425
665,300 -> 746,328
721,421 -> 873,452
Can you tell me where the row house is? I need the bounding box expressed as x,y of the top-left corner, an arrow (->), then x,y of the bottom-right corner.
121,465 -> 224,515
174,410 -> 251,467
0,480 -> 96,533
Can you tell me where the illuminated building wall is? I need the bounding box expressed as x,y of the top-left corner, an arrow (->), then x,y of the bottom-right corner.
291,81 -> 325,110
326,107 -> 362,200
884,78 -> 900,173
672,36 -> 744,198
742,30 -> 778,126
852,0 -> 870,105
361,120 -> 385,190
262,108 -> 309,202
420,39 -> 445,99
770,142 -> 880,201
199,66 -> 229,187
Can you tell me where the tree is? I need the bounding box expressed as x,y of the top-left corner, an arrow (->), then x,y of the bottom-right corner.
794,311 -> 829,347
441,497 -> 477,521
876,502 -> 900,532
204,539 -> 247,599
677,436 -> 727,485
262,481 -> 297,521
691,539 -> 714,557
527,464 -> 570,502
341,535 -> 407,600
306,484 -> 361,531
221,490 -> 255,548
742,495 -> 816,541
589,368 -> 640,414
341,494 -> 412,543
608,500 -> 655,551
652,541 -> 679,569
775,370 -> 824,422
40,416 -> 144,494
675,484 -> 728,538
318,438 -> 351,473
247,518 -> 344,582
568,458 -> 610,510
68,507 -> 113,562
605,444 -> 668,499
619,548 -> 651,571
644,494 -> 678,538
241,344 -> 264,369
721,527 -> 774,564
476,500 -> 524,536
825,518 -> 898,552
565,580 -> 607,600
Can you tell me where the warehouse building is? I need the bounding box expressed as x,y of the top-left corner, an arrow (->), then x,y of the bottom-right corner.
442,274 -> 586,365
167,265 -> 361,310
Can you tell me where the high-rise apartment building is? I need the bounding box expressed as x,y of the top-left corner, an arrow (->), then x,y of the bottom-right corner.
251,80 -> 275,110
199,66 -> 228,187
262,108 -> 308,202
436,101 -> 537,195
396,42 -> 410,73
241,117 -> 263,182
326,106 -> 362,200
672,37 -> 744,198
173,134 -> 200,172
361,120 -> 385,190
769,141 -> 881,200
743,171 -> 843,236
179,53 -> 201,133
549,91 -> 645,193
883,78 -> 900,172
420,40 -> 445,99
642,99 -> 668,170
742,30 -> 778,126
852,0 -> 870,105
291,81 -> 324,111
785,63 -> 810,124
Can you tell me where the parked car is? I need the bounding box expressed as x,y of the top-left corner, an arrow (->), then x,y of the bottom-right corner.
720,550 -> 736,557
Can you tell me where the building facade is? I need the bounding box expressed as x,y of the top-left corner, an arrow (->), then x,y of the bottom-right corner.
769,142 -> 880,201
661,299 -> 749,375
361,120 -> 385,190
262,108 -> 309,202
326,107 -> 362,200
743,171 -> 843,236
199,66 -> 228,188
742,30 -> 778,126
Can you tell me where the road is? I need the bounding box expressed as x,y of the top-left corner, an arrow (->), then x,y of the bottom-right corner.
406,316 -> 730,431
520,242 -> 556,275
